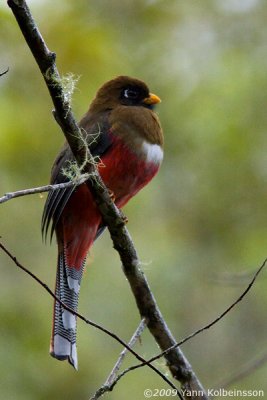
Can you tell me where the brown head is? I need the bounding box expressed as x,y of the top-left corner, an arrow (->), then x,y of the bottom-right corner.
88,76 -> 163,146
89,75 -> 161,113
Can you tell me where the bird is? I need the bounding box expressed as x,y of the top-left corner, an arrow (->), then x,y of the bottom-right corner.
42,75 -> 164,370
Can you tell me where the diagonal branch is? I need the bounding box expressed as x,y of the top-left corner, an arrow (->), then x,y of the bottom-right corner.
7,1 -> 207,397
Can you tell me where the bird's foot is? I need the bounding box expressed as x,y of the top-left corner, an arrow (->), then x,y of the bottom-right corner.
108,189 -> 116,202
119,210 -> 128,224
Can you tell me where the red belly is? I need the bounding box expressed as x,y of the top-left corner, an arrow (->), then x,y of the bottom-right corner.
100,139 -> 159,208
62,138 -> 160,269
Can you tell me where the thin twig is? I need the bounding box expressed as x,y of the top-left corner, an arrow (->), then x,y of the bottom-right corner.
0,67 -> 9,77
0,174 -> 89,204
101,258 -> 267,379
0,241 -> 179,393
105,318 -> 147,387
90,319 -> 149,400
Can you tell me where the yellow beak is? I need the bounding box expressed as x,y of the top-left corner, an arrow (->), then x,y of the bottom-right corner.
143,93 -> 161,105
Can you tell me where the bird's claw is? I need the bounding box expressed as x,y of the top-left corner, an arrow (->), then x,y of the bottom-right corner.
108,189 -> 116,202
120,210 -> 128,224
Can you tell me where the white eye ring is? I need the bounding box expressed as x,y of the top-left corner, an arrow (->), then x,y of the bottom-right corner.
124,88 -> 138,99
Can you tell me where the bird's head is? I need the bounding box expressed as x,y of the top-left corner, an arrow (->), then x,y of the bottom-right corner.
89,76 -> 161,113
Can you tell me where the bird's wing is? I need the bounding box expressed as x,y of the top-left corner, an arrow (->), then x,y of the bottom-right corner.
41,113 -> 112,241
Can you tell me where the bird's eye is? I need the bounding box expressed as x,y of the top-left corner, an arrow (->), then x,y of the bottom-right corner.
123,88 -> 139,99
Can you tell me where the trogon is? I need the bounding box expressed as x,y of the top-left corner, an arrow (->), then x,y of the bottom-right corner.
42,76 -> 164,369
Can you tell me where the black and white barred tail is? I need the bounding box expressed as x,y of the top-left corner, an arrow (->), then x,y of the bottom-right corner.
50,252 -> 85,370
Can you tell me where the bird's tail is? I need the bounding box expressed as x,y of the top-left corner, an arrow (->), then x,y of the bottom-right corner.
50,251 -> 85,370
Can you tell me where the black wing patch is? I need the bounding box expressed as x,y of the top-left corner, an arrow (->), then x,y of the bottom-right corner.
41,183 -> 75,242
42,114 -> 113,242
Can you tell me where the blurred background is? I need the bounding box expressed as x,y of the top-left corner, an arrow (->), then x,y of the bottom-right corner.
1,0 -> 267,399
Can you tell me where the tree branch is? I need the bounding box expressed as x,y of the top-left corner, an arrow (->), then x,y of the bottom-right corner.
0,174 -> 89,204
7,1 -> 207,397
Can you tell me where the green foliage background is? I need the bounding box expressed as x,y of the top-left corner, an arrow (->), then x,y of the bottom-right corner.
1,0 -> 267,399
